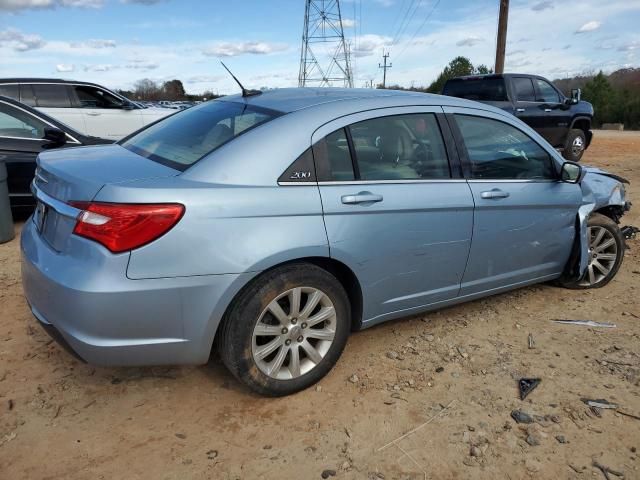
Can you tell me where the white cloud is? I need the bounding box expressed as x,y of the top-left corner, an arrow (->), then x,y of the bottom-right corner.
575,20 -> 601,33
186,75 -> 225,83
352,34 -> 392,57
0,28 -> 45,51
0,0 -> 102,11
125,60 -> 158,70
456,36 -> 484,47
202,41 -> 288,57
341,18 -> 356,28
70,39 -> 116,49
55,63 -> 74,72
531,1 -> 553,12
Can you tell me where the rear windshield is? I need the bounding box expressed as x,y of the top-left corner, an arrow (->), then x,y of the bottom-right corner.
443,78 -> 508,101
121,100 -> 282,170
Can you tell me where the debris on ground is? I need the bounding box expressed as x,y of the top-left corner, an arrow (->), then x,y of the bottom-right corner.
510,410 -> 534,424
581,398 -> 619,409
593,460 -> 624,479
321,469 -> 337,478
518,378 -> 541,400
621,225 -> 639,240
528,333 -> 535,349
553,319 -> 617,328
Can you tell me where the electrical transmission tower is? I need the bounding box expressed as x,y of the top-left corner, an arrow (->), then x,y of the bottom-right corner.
299,0 -> 353,88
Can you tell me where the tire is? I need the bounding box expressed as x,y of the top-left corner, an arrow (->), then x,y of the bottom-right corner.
561,213 -> 624,289
216,263 -> 351,396
563,129 -> 587,162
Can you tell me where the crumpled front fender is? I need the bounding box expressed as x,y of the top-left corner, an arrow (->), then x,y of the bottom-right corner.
576,167 -> 629,276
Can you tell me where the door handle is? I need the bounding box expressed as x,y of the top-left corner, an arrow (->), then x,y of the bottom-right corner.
341,191 -> 383,204
480,189 -> 510,199
86,112 -> 101,116
544,108 -> 552,112
516,108 -> 525,113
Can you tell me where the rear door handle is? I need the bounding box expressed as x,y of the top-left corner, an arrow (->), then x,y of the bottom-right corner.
86,112 -> 101,116
341,191 -> 383,204
544,108 -> 552,112
480,189 -> 510,199
516,108 -> 526,113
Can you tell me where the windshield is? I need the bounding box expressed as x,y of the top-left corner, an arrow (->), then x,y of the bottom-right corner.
443,78 -> 508,101
121,100 -> 282,170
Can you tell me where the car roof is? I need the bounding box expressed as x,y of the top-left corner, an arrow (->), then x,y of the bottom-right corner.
448,73 -> 550,81
0,78 -> 108,90
219,87 -> 486,113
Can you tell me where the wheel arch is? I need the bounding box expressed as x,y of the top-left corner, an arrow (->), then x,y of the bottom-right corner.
213,256 -> 364,349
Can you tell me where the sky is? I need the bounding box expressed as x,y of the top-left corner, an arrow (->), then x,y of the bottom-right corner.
0,0 -> 639,95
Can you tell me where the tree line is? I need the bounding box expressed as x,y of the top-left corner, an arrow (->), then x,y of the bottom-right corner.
117,78 -> 221,102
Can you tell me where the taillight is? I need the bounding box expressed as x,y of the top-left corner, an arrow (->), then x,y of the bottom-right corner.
70,202 -> 185,253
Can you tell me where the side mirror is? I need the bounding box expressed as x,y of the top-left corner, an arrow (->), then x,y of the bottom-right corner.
122,102 -> 136,110
570,88 -> 581,102
560,161 -> 584,184
42,127 -> 67,147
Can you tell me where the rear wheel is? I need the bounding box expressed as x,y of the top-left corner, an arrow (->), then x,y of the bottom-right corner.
563,129 -> 587,162
217,263 -> 350,396
562,213 -> 624,289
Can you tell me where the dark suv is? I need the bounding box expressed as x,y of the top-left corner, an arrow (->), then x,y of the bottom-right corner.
442,74 -> 593,161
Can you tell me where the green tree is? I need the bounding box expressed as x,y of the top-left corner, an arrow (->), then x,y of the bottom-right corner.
426,56 -> 491,93
582,71 -> 617,127
162,79 -> 186,101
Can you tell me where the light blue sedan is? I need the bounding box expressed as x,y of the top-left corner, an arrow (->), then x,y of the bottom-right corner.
21,88 -> 630,395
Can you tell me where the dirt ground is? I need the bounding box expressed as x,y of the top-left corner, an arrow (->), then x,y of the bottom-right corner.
1,130 -> 639,480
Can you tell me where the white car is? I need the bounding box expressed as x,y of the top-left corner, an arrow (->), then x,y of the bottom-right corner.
0,79 -> 173,140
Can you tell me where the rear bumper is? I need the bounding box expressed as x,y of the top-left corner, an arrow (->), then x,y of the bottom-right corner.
21,219 -> 253,367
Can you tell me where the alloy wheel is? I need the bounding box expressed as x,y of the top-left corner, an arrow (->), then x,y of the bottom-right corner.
572,135 -> 585,157
578,226 -> 618,286
251,287 -> 336,380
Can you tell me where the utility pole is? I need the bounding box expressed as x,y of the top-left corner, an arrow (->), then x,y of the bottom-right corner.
378,51 -> 392,88
299,0 -> 353,87
494,0 -> 509,74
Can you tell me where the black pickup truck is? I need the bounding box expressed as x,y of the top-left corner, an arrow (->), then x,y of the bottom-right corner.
442,73 -> 593,161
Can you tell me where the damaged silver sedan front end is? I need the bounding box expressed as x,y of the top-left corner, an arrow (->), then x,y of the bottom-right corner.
572,166 -> 632,282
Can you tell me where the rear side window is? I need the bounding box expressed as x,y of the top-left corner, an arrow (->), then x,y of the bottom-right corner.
513,77 -> 536,102
443,78 -> 508,101
313,129 -> 355,181
20,85 -> 36,106
121,101 -> 281,170
455,114 -> 555,180
350,114 -> 450,180
0,85 -> 19,101
33,84 -> 72,108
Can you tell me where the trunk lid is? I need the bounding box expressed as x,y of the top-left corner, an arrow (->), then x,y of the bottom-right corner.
33,144 -> 179,252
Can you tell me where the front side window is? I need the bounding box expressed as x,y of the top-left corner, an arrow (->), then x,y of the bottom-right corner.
74,85 -> 126,109
513,77 -> 535,102
350,113 -> 450,180
121,101 -> 281,170
455,115 -> 555,180
534,79 -> 560,103
0,103 -> 47,139
33,84 -> 72,108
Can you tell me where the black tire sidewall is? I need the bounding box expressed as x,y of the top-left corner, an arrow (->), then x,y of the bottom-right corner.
218,263 -> 351,396
563,129 -> 586,162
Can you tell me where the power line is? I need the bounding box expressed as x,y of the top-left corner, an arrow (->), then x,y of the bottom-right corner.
392,0 -> 423,47
394,0 -> 441,61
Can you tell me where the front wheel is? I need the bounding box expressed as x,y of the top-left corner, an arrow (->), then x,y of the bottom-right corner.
217,263 -> 351,396
563,129 -> 587,162
561,213 -> 625,289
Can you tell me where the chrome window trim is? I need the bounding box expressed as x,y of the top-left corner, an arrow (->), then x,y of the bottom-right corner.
279,179 -> 467,186
0,99 -> 81,144
467,179 -> 557,183
0,81 -> 131,105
